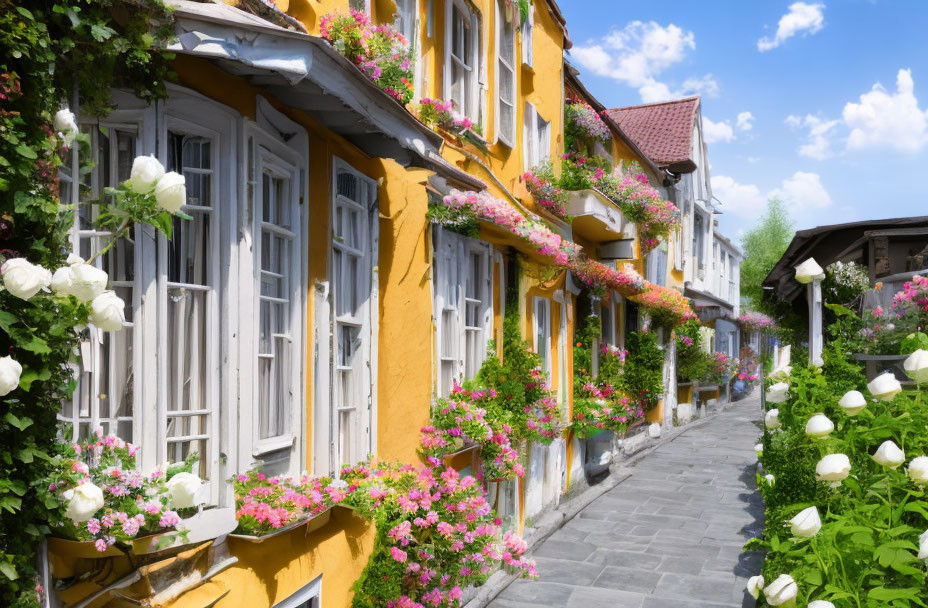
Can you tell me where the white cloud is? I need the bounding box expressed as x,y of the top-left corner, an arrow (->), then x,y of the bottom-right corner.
843,68 -> 928,153
758,2 -> 826,52
703,117 -> 735,144
711,175 -> 767,219
572,21 -> 717,103
712,172 -> 833,222
736,111 -> 755,132
770,171 -> 833,210
785,114 -> 841,160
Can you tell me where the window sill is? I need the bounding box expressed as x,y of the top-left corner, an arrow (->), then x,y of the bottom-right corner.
521,62 -> 535,75
252,435 -> 295,457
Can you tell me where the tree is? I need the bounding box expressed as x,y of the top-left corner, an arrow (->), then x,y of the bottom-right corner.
740,198 -> 794,312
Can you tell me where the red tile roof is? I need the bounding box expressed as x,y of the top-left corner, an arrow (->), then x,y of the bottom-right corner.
606,97 -> 700,174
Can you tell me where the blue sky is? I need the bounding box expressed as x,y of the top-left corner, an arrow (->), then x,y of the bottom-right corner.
558,0 -> 928,241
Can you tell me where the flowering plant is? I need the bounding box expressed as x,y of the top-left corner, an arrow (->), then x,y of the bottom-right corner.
892,273 -> 928,330
232,470 -> 349,536
630,284 -> 696,328
738,311 -> 776,331
597,167 -> 680,254
522,163 -> 567,219
709,352 -> 737,385
736,346 -> 760,383
823,260 -> 869,306
419,385 -> 524,481
44,430 -> 201,552
320,10 -> 414,104
565,101 -> 610,145
418,98 -> 474,134
342,461 -> 536,608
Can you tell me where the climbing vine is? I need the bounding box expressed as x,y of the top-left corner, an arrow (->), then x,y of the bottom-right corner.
0,2 -> 174,604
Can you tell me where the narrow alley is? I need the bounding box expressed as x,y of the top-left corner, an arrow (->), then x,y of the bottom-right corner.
490,397 -> 765,608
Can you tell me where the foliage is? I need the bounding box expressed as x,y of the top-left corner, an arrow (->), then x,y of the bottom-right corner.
232,470 -> 345,537
0,1 -> 174,602
740,198 -> 794,314
320,10 -> 414,104
416,97 -> 488,153
44,432 -> 198,550
426,200 -> 480,239
622,331 -> 664,411
472,311 -> 563,444
419,386 -> 524,481
739,311 -> 777,331
630,285 -> 695,328
522,162 -> 567,219
571,314 -> 641,437
676,319 -> 712,382
752,351 -> 928,608
824,261 -> 870,307
708,351 -> 737,386
343,461 -> 536,608
564,100 -> 610,155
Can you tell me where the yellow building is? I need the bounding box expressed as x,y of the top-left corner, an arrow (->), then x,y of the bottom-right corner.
44,1 -> 694,607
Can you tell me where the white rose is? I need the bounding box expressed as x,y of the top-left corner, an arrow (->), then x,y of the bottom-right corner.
873,440 -> 905,469
165,472 -> 204,509
90,291 -> 125,332
763,574 -> 798,606
919,529 -> 928,560
765,408 -> 781,430
805,414 -> 834,439
54,109 -> 79,146
867,372 -> 902,402
127,155 -> 165,193
50,266 -> 74,295
808,602 -> 835,608
788,506 -> 822,538
764,473 -> 775,485
766,382 -> 789,404
0,356 -> 23,397
838,390 -> 867,416
795,258 -> 825,284
1,258 -> 52,300
154,171 -> 187,213
816,453 -> 851,485
66,262 -> 108,302
908,456 -> 928,486
65,482 -> 105,523
770,365 -> 792,382
648,422 -> 661,439
746,575 -> 764,599
904,349 -> 928,385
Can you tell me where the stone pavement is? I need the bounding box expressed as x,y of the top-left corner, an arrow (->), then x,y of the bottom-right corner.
490,395 -> 765,608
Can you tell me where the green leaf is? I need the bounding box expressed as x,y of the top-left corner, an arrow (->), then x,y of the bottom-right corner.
3,412 -> 32,431
14,7 -> 33,19
19,335 -> 51,355
14,144 -> 37,160
17,449 -> 33,464
0,562 -> 18,580
0,310 -> 18,331
149,212 -> 174,239
18,367 -> 50,391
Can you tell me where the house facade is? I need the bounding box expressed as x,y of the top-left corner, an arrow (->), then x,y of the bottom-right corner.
42,2 -> 701,607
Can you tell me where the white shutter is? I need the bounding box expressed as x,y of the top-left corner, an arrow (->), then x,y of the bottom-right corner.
521,5 -> 534,67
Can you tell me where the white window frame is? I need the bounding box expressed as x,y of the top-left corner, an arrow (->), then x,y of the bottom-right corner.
495,0 -> 516,146
600,300 -> 616,347
432,227 -> 493,397
322,157 -> 379,475
272,575 -> 322,608
533,296 -> 551,377
247,131 -> 305,459
59,86 -> 310,507
445,0 -> 480,121
521,3 -> 534,67
523,102 -> 551,170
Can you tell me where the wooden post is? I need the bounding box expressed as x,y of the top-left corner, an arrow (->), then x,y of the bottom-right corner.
808,279 -> 823,366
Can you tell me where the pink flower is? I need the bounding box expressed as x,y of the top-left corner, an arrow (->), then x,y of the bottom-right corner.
94,538 -> 108,552
390,546 -> 408,563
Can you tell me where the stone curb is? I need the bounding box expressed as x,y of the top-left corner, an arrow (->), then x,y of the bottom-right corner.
462,397 -> 748,608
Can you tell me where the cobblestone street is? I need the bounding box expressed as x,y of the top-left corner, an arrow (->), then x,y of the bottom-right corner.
490,396 -> 766,608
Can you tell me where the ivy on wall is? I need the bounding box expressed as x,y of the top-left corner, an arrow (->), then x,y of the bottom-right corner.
0,2 -> 174,604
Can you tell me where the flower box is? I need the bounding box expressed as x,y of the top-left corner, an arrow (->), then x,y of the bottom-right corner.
227,504 -> 359,543
563,189 -> 636,241
47,507 -> 237,559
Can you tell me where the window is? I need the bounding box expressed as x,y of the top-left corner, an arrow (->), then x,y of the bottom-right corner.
533,297 -> 551,376
348,0 -> 369,12
394,0 -> 417,41
272,575 -> 321,608
601,300 -> 615,346
521,3 -> 533,66
522,103 -> 550,170
331,159 -> 378,469
693,212 -> 705,272
254,147 -> 302,450
433,227 -> 492,397
58,87 -> 309,504
446,0 -> 479,120
495,0 -> 516,146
